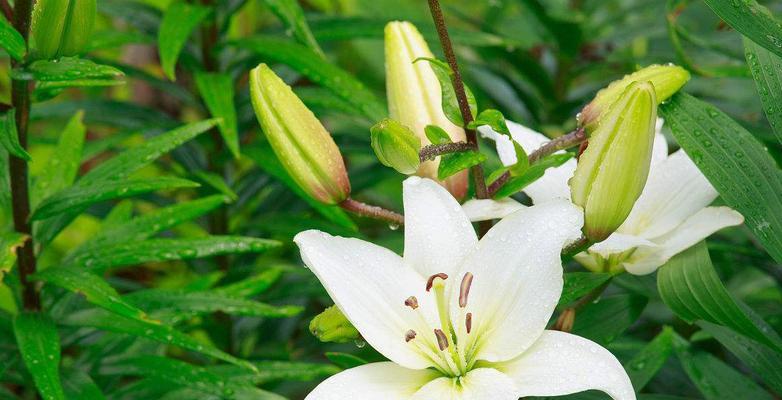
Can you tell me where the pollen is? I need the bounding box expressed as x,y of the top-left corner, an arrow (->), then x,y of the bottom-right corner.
459,272 -> 473,308
434,329 -> 449,350
426,273 -> 449,292
465,313 -> 472,334
404,296 -> 419,309
405,329 -> 417,342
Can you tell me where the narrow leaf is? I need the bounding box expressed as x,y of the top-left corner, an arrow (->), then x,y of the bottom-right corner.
744,37 -> 782,144
0,232 -> 27,278
572,294 -> 647,345
415,57 -> 477,127
0,15 -> 25,61
208,361 -> 340,385
13,312 -> 66,400
194,72 -> 239,158
703,0 -> 782,59
624,327 -> 675,391
660,93 -> 782,263
213,268 -> 283,298
158,1 -> 210,80
62,369 -> 106,400
32,111 -> 86,206
124,289 -> 302,319
492,153 -> 573,198
12,57 -> 124,90
324,352 -> 367,369
260,0 -> 323,57
1,109 -> 31,161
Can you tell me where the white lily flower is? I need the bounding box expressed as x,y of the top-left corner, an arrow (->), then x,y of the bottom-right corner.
469,119 -> 744,276
295,177 -> 635,399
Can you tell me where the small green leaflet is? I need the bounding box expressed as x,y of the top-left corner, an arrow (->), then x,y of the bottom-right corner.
703,0 -> 782,59
13,312 -> 66,400
744,37 -> 782,144
470,109 -> 529,173
624,327 -> 675,391
62,369 -> 105,400
194,72 -> 240,158
260,0 -> 324,57
660,93 -> 782,263
657,242 -> 782,352
1,109 -> 31,161
438,151 -> 485,180
11,57 -> 124,90
158,1 -> 211,80
424,125 -> 452,145
32,111 -> 86,206
213,268 -> 283,298
0,232 -> 27,278
0,15 -> 25,61
414,57 -> 477,127
572,294 -> 647,345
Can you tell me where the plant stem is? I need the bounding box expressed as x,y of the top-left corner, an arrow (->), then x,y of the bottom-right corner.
553,278 -> 612,332
340,198 -> 404,227
9,0 -> 38,310
426,0 -> 491,235
419,141 -> 475,162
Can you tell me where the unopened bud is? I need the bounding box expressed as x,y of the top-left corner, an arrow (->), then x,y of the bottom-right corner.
309,305 -> 359,343
371,118 -> 421,175
570,81 -> 657,242
384,21 -> 467,199
249,64 -> 350,204
31,0 -> 97,60
579,64 -> 689,130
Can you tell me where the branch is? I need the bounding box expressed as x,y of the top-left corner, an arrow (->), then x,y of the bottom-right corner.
419,141 -> 476,162
340,198 -> 404,226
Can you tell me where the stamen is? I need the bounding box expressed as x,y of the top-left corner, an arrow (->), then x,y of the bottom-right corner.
404,296 -> 419,309
405,329 -> 417,342
465,313 -> 472,334
459,272 -> 473,308
434,329 -> 449,350
426,273 -> 448,292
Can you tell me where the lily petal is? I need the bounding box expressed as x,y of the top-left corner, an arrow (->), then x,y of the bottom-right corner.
619,149 -> 717,238
588,232 -> 657,259
306,362 -> 440,400
461,198 -> 525,222
478,125 -> 517,167
498,330 -> 636,400
650,119 -> 668,168
295,230 -> 437,369
403,177 -> 477,278
451,200 -> 583,363
411,368 -> 518,400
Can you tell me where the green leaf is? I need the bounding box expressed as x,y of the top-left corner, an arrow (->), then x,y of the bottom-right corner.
657,242 -> 782,351
703,0 -> 782,59
213,268 -> 283,298
192,171 -> 237,201
698,321 -> 782,395
414,57 -> 477,127
67,236 -> 280,273
492,153 -> 573,198
194,72 -> 239,158
572,294 -> 647,345
260,0 -> 323,57
13,312 -> 66,400
558,272 -> 612,307
30,267 -> 152,323
0,15 -> 25,61
124,289 -> 302,319
673,333 -> 773,400
424,125 -> 452,145
438,151 -> 486,180
62,369 -> 106,400
208,361 -> 340,385
233,36 -> 385,121
660,93 -> 782,263
744,37 -> 782,144
158,1 -> 210,80
0,232 -> 27,278
624,327 -> 675,391
32,111 -> 86,206
1,109 -> 31,161
78,119 -> 217,184
12,57 -> 124,91
324,352 -> 367,369
60,308 -> 254,371
31,177 -> 200,221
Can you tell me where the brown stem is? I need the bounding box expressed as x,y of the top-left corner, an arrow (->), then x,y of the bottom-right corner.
9,0 -> 38,310
0,0 -> 12,22
339,198 -> 404,226
562,235 -> 590,257
419,141 -> 476,162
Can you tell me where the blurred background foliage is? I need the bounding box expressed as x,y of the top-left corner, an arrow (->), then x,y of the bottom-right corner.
1,0 -> 782,399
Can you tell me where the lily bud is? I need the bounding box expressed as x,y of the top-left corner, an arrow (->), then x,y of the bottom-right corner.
30,0 -> 97,60
249,64 -> 350,204
385,21 -> 467,199
570,81 -> 657,242
371,118 -> 421,175
579,64 -> 689,131
309,305 -> 359,343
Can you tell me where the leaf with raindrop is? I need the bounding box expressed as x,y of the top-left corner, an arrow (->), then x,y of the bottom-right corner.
13,312 -> 66,400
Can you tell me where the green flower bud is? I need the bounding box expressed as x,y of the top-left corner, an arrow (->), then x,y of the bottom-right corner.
385,21 -> 467,199
579,64 -> 689,131
570,81 -> 658,242
30,0 -> 97,60
249,64 -> 350,205
370,118 -> 421,175
309,305 -> 359,343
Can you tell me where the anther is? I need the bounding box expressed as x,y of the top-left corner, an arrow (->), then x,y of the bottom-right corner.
465,313 -> 472,334
426,273 -> 448,292
433,329 -> 449,350
404,296 -> 419,309
459,272 -> 473,308
405,329 -> 417,342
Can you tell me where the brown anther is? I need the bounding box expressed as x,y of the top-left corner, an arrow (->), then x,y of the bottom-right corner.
405,329 -> 417,342
426,273 -> 449,292
404,296 -> 419,309
459,272 -> 473,308
465,312 -> 472,334
433,329 -> 449,350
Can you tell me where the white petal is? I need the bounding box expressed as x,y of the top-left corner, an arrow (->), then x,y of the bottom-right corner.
295,230 -> 436,369
461,198 -> 525,222
403,177 -> 477,279
650,129 -> 668,168
478,125 -> 517,166
450,200 -> 583,363
588,232 -> 657,259
306,362 -> 440,400
411,368 -> 518,400
506,120 -> 549,151
498,330 -> 636,400
619,149 -> 717,238
623,206 -> 744,275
